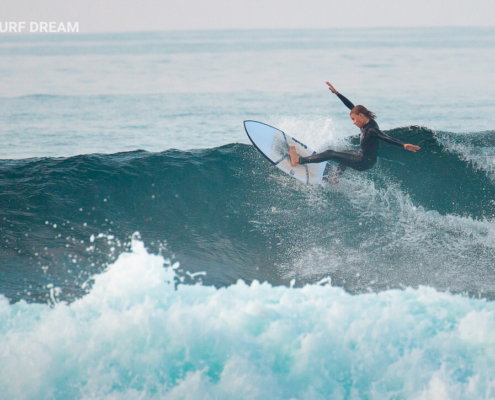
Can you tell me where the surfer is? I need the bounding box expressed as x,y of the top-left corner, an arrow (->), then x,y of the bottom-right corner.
289,82 -> 420,182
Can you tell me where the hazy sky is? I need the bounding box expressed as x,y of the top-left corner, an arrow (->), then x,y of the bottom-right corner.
1,0 -> 494,33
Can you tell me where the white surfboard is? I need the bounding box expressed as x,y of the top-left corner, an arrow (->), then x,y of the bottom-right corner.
244,120 -> 327,185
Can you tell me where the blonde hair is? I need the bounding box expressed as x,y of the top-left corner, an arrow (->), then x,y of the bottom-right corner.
350,105 -> 377,121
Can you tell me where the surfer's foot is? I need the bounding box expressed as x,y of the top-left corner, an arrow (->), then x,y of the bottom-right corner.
289,146 -> 300,166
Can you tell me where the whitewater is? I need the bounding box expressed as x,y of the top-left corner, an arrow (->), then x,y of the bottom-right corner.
1,28 -> 495,399
2,236 -> 495,399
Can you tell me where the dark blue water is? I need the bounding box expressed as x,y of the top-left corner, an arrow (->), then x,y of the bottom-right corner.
2,126 -> 494,305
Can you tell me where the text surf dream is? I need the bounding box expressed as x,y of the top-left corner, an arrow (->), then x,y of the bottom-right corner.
0,22 -> 79,33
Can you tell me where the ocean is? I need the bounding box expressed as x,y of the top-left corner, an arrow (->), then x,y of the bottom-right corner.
1,27 -> 495,399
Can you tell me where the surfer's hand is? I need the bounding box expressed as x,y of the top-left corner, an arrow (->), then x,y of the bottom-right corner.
404,144 -> 420,152
325,82 -> 339,94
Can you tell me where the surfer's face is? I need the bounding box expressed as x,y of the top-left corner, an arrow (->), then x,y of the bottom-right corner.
350,113 -> 369,128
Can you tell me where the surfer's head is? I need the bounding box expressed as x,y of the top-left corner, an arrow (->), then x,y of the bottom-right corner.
350,105 -> 376,128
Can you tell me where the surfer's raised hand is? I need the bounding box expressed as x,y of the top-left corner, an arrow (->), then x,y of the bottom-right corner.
404,144 -> 421,152
325,82 -> 339,95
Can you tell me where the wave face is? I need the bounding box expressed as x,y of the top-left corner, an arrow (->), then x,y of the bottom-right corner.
1,238 -> 495,399
1,126 -> 495,303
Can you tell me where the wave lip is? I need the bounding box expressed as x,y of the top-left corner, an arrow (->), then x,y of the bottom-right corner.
1,238 -> 495,399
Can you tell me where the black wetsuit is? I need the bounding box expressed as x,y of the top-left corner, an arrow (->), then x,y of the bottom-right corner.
299,93 -> 404,173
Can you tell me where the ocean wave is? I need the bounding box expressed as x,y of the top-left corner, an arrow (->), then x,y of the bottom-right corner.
1,127 -> 495,302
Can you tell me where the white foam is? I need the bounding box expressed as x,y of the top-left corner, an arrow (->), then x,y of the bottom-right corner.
273,114 -> 352,153
279,169 -> 495,296
1,237 -> 495,399
437,132 -> 495,180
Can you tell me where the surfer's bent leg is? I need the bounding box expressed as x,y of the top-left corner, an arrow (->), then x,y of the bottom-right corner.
299,149 -> 364,168
289,146 -> 375,172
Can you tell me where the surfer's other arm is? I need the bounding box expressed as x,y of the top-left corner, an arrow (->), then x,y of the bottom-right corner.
375,129 -> 420,152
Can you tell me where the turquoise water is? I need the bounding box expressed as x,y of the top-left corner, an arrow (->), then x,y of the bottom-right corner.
1,28 -> 495,398
2,238 -> 495,399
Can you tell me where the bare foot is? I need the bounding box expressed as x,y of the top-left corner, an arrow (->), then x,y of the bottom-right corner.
289,146 -> 300,166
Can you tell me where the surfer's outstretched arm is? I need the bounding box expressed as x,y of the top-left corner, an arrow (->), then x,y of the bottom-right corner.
376,130 -> 405,147
376,130 -> 421,152
325,82 -> 354,110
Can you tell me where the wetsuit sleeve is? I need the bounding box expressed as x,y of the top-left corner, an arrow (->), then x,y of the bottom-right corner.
375,130 -> 404,147
337,93 -> 355,111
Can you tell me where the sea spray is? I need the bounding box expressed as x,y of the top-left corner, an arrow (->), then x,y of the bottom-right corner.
1,236 -> 495,399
